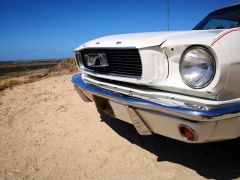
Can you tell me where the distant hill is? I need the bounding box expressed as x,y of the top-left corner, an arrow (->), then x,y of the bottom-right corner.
0,58 -> 78,90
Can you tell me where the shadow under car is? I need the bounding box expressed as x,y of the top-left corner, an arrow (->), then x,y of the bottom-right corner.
99,111 -> 240,180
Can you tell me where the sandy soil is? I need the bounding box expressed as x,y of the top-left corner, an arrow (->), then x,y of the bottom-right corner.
0,74 -> 240,180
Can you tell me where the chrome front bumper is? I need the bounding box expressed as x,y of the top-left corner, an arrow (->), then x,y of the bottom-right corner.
72,74 -> 240,143
72,74 -> 240,121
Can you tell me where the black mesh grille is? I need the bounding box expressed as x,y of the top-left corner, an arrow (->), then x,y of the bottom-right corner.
79,48 -> 142,78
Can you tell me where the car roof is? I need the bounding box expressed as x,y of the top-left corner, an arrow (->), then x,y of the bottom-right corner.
208,4 -> 240,17
193,4 -> 240,30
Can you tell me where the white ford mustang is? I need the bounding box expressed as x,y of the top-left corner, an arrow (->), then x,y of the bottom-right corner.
72,4 -> 240,143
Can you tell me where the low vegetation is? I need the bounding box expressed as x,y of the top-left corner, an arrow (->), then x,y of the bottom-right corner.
0,58 -> 78,91
0,68 -> 49,81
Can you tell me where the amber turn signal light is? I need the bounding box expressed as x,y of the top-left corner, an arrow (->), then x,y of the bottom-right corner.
179,125 -> 198,141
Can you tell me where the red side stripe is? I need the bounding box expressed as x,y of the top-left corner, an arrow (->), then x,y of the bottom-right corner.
211,28 -> 240,46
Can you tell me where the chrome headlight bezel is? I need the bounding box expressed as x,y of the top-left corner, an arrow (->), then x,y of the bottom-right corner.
179,46 -> 216,89
75,51 -> 85,70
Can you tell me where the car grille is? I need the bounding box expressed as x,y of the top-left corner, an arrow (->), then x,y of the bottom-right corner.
77,48 -> 142,78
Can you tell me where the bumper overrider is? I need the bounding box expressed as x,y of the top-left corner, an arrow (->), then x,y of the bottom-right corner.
72,74 -> 240,143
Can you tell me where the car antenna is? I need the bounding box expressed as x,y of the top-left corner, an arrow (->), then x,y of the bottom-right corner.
167,0 -> 170,31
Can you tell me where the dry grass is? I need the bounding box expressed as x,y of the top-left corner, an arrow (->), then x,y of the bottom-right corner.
0,68 -> 49,81
0,79 -> 22,90
47,58 -> 78,76
0,58 -> 78,91
0,77 -> 40,91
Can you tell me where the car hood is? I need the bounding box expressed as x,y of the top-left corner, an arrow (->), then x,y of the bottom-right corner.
75,29 -> 224,51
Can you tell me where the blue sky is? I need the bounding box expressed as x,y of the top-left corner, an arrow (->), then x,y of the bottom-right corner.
0,0 -> 239,60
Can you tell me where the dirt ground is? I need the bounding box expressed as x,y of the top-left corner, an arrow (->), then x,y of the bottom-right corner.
0,74 -> 240,179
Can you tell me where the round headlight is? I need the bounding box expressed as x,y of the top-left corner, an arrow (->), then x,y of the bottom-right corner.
179,46 -> 216,89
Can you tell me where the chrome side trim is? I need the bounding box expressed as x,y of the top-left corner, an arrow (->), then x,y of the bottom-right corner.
82,74 -> 240,108
81,69 -> 141,84
72,74 -> 240,121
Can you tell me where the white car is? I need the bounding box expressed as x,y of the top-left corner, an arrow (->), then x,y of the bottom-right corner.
72,4 -> 240,143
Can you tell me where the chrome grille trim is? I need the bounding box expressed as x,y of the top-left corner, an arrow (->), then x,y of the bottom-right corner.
76,48 -> 142,78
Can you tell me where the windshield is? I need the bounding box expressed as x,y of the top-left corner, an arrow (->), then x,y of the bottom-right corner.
193,5 -> 240,30
201,18 -> 239,29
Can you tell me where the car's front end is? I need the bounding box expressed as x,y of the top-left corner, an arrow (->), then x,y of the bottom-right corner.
72,4 -> 240,143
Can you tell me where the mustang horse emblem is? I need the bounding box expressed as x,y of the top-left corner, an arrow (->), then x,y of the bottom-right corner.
84,53 -> 108,67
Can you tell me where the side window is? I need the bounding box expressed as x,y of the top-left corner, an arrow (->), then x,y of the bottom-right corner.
203,19 -> 239,29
